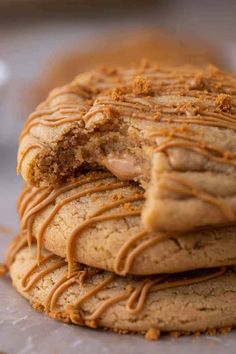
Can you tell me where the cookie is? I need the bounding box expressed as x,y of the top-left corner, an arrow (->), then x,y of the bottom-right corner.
9,243 -> 236,336
18,171 -> 236,276
17,63 -> 236,233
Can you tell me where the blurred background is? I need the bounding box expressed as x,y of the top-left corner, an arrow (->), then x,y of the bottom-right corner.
0,0 -> 236,238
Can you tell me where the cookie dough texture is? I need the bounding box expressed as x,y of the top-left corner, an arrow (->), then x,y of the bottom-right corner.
19,172 -> 236,276
10,245 -> 236,334
18,63 -> 236,233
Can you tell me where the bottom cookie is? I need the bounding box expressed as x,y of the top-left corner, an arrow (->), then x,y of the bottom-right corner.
8,243 -> 236,337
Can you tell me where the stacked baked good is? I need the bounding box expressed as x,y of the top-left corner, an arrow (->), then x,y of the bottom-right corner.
6,62 -> 236,339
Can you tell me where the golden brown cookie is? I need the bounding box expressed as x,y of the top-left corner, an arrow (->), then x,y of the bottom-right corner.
18,171 -> 236,276
18,63 -> 236,233
9,243 -> 236,336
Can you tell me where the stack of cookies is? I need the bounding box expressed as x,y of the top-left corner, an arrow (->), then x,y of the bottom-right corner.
7,62 -> 236,339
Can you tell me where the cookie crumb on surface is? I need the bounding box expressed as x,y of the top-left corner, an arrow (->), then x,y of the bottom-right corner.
170,331 -> 182,338
145,327 -> 161,340
0,264 -> 7,276
206,328 -> 217,336
133,76 -> 153,96
219,327 -> 232,335
215,93 -> 232,112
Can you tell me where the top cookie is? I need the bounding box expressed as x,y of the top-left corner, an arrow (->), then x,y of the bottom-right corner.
18,63 -> 236,232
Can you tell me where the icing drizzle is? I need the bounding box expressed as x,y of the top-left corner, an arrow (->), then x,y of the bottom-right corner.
17,172 -> 176,276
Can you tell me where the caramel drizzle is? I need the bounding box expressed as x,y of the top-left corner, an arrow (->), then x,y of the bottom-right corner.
19,115 -> 84,142
18,68 -> 236,184
18,186 -> 49,219
114,231 -> 169,276
152,132 -> 236,168
25,105 -> 84,125
17,144 -> 44,174
36,192 -> 143,264
87,95 -> 236,131
19,173 -> 113,245
125,267 -> 226,315
20,66 -> 236,146
18,172 -> 233,279
163,174 -> 235,222
21,254 -> 65,292
66,209 -> 142,277
19,104 -> 84,140
44,85 -> 92,104
17,185 -> 32,213
45,271 -> 79,312
69,267 -> 226,323
19,84 -> 92,143
10,240 -> 226,322
4,234 -> 28,268
20,173 -> 163,277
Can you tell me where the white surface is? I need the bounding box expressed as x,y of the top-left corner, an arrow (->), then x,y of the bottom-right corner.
0,8 -> 236,353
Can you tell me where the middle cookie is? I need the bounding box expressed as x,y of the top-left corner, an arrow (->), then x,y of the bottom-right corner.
19,171 -> 236,276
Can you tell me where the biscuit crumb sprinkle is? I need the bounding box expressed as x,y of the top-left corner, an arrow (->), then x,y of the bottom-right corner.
215,93 -> 232,112
145,327 -> 161,340
0,264 -> 7,277
133,76 -> 153,96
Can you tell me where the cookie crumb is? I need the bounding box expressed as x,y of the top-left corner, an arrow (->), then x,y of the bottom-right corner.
206,328 -> 217,336
85,319 -> 97,329
189,73 -> 205,90
133,76 -> 153,96
145,327 -> 161,340
110,87 -> 126,101
113,328 -> 129,335
215,93 -> 232,112
170,331 -> 182,338
219,326 -> 232,335
0,263 -> 7,277
193,331 -> 201,337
